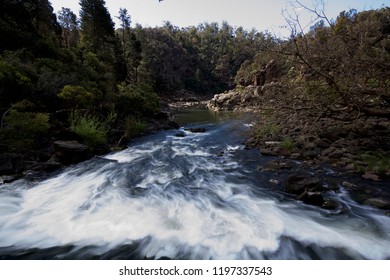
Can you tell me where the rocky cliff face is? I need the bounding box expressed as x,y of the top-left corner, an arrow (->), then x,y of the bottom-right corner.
207,82 -> 284,112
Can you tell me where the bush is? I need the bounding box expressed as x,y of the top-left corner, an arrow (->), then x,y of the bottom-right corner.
281,138 -> 295,151
1,110 -> 50,151
124,117 -> 146,138
359,152 -> 390,175
58,85 -> 94,108
69,111 -> 115,147
0,59 -> 33,107
116,83 -> 160,117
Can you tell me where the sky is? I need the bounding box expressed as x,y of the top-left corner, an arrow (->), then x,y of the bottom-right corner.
50,0 -> 389,37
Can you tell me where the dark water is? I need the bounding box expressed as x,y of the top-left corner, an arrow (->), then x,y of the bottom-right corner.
0,109 -> 389,259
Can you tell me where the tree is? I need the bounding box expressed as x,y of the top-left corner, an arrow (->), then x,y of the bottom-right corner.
117,8 -> 131,42
0,0 -> 61,51
79,0 -> 115,55
58,8 -> 79,48
280,1 -> 390,117
115,8 -> 142,83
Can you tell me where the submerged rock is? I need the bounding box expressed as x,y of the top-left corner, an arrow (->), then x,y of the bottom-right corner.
185,128 -> 207,133
175,132 -> 186,137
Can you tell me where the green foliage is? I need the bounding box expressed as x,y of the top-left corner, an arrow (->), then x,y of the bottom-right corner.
116,83 -> 159,117
124,117 -> 146,138
0,59 -> 34,107
254,124 -> 280,138
1,109 -> 50,152
359,152 -> 390,174
304,80 -> 340,105
281,138 -> 295,151
0,0 -> 60,52
58,85 -> 94,108
69,111 -> 116,147
79,0 -> 115,58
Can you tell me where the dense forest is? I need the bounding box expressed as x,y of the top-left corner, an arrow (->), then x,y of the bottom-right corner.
0,0 -> 270,176
0,0 -> 389,178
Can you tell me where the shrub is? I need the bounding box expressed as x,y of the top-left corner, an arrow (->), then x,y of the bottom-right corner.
281,138 -> 295,151
359,152 -> 390,174
116,83 -> 160,117
124,117 -> 146,138
0,60 -> 33,107
58,85 -> 94,108
69,111 -> 115,147
1,110 -> 50,152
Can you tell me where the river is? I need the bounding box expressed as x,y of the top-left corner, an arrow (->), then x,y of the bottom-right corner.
0,109 -> 389,259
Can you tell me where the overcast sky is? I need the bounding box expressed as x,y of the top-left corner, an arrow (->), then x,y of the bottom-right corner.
50,0 -> 389,37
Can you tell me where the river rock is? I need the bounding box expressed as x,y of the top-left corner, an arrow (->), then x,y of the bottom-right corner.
301,191 -> 324,206
260,148 -> 279,156
362,171 -> 381,182
269,179 -> 280,185
54,141 -> 90,164
322,147 -> 336,157
0,175 -> 20,184
322,199 -> 341,210
175,131 -> 186,137
314,138 -> 331,149
303,149 -> 321,159
262,160 -> 296,171
285,174 -> 321,195
364,198 -> 390,210
328,149 -> 344,159
341,181 -> 358,190
290,153 -> 302,160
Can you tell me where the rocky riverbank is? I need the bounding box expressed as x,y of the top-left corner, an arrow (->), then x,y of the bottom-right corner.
207,83 -> 390,211
0,111 -> 179,184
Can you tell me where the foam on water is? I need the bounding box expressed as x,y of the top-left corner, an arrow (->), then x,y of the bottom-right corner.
0,125 -> 389,259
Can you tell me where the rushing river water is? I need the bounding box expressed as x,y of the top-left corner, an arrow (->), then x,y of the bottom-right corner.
0,109 -> 389,259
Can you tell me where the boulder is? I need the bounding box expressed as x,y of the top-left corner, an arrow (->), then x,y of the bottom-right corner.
54,141 -> 90,164
302,191 -> 324,206
322,199 -> 341,210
